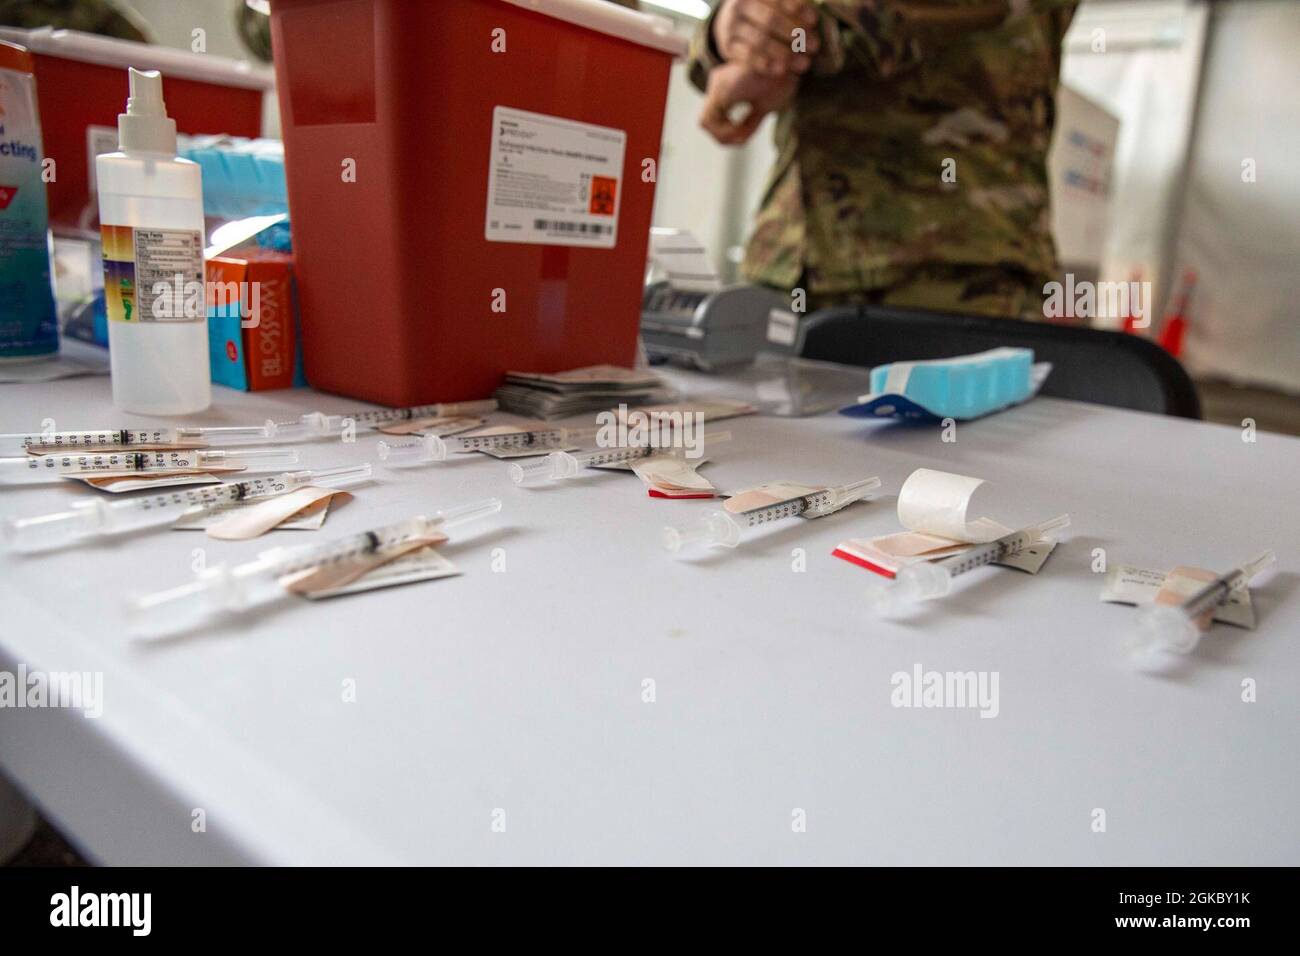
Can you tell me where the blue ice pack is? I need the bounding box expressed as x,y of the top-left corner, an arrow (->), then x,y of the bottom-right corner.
178,135 -> 292,251
840,348 -> 1038,421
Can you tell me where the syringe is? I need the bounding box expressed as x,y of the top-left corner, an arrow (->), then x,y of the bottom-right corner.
510,431 -> 732,486
0,422 -> 279,454
378,424 -> 601,467
663,476 -> 881,553
1,463 -> 372,552
0,447 -> 301,484
271,400 -> 498,441
1131,551 -> 1275,670
126,498 -> 502,637
867,513 -> 1070,612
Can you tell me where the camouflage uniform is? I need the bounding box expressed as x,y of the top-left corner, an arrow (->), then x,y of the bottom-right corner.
0,0 -> 147,42
237,3 -> 273,63
689,0 -> 1078,319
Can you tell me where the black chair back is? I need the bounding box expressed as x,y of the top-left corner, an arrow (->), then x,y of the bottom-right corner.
798,304 -> 1201,419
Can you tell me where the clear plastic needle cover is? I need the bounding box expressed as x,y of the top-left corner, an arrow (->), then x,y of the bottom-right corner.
0,446 -> 301,483
1130,550 -> 1275,671
272,400 -> 498,441
126,498 -> 502,637
663,476 -> 881,553
1,463 -> 372,552
867,513 -> 1070,612
511,431 -> 732,486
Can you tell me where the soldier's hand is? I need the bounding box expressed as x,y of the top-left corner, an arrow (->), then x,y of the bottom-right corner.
713,0 -> 819,78
699,62 -> 798,146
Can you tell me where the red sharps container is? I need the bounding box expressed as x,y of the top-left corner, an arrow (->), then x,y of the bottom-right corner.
268,0 -> 686,405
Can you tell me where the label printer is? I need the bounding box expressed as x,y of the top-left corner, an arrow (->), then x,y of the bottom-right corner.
640,229 -> 799,370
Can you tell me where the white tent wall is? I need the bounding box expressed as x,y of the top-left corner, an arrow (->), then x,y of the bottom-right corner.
1057,0 -> 1210,327
651,60 -> 779,286
1170,0 -> 1300,394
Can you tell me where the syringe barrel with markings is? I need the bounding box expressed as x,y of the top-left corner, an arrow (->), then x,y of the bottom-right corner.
1,464 -> 372,552
127,498 -> 502,637
0,447 -> 301,484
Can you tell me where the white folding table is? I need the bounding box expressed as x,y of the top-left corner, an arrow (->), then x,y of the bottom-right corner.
1,375 -> 1296,864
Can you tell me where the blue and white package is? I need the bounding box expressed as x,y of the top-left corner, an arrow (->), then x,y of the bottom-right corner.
178,134 -> 291,251
0,41 -> 58,359
840,348 -> 1047,422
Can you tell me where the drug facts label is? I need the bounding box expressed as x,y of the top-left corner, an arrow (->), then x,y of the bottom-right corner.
101,226 -> 204,323
101,225 -> 204,322
485,106 -> 624,249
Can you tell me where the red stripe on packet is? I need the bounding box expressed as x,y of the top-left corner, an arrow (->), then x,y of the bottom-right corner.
831,548 -> 897,579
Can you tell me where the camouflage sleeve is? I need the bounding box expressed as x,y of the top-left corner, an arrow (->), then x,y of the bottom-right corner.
686,3 -> 726,94
813,0 -> 1076,76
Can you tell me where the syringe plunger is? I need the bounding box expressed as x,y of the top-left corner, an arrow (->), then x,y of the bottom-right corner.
1,500 -> 108,552
1129,550 -> 1276,672
432,497 -> 503,528
510,452 -> 580,486
378,435 -> 445,466
867,561 -> 953,613
127,565 -> 262,638
661,511 -> 741,552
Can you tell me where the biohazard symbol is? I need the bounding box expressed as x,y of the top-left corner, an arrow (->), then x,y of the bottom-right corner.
589,175 -> 617,216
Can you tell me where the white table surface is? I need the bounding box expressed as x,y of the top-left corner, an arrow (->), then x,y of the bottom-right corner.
0,373 -> 1297,865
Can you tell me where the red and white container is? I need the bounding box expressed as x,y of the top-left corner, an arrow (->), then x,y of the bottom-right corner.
268,0 -> 686,405
0,26 -> 272,231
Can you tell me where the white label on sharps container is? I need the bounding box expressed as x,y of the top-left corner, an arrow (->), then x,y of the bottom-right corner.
485,106 -> 624,249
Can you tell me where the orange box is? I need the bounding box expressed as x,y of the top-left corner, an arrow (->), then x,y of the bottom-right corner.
206,250 -> 305,392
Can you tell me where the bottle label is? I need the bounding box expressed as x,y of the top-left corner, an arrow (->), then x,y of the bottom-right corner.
101,225 -> 205,323
0,62 -> 59,357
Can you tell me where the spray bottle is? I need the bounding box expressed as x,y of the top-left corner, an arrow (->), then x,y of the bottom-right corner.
97,67 -> 210,414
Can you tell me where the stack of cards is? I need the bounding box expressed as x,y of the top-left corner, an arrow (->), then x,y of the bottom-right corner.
495,365 -> 673,419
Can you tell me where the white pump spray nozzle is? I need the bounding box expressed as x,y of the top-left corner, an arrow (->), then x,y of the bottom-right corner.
118,68 -> 178,153
127,68 -> 165,114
